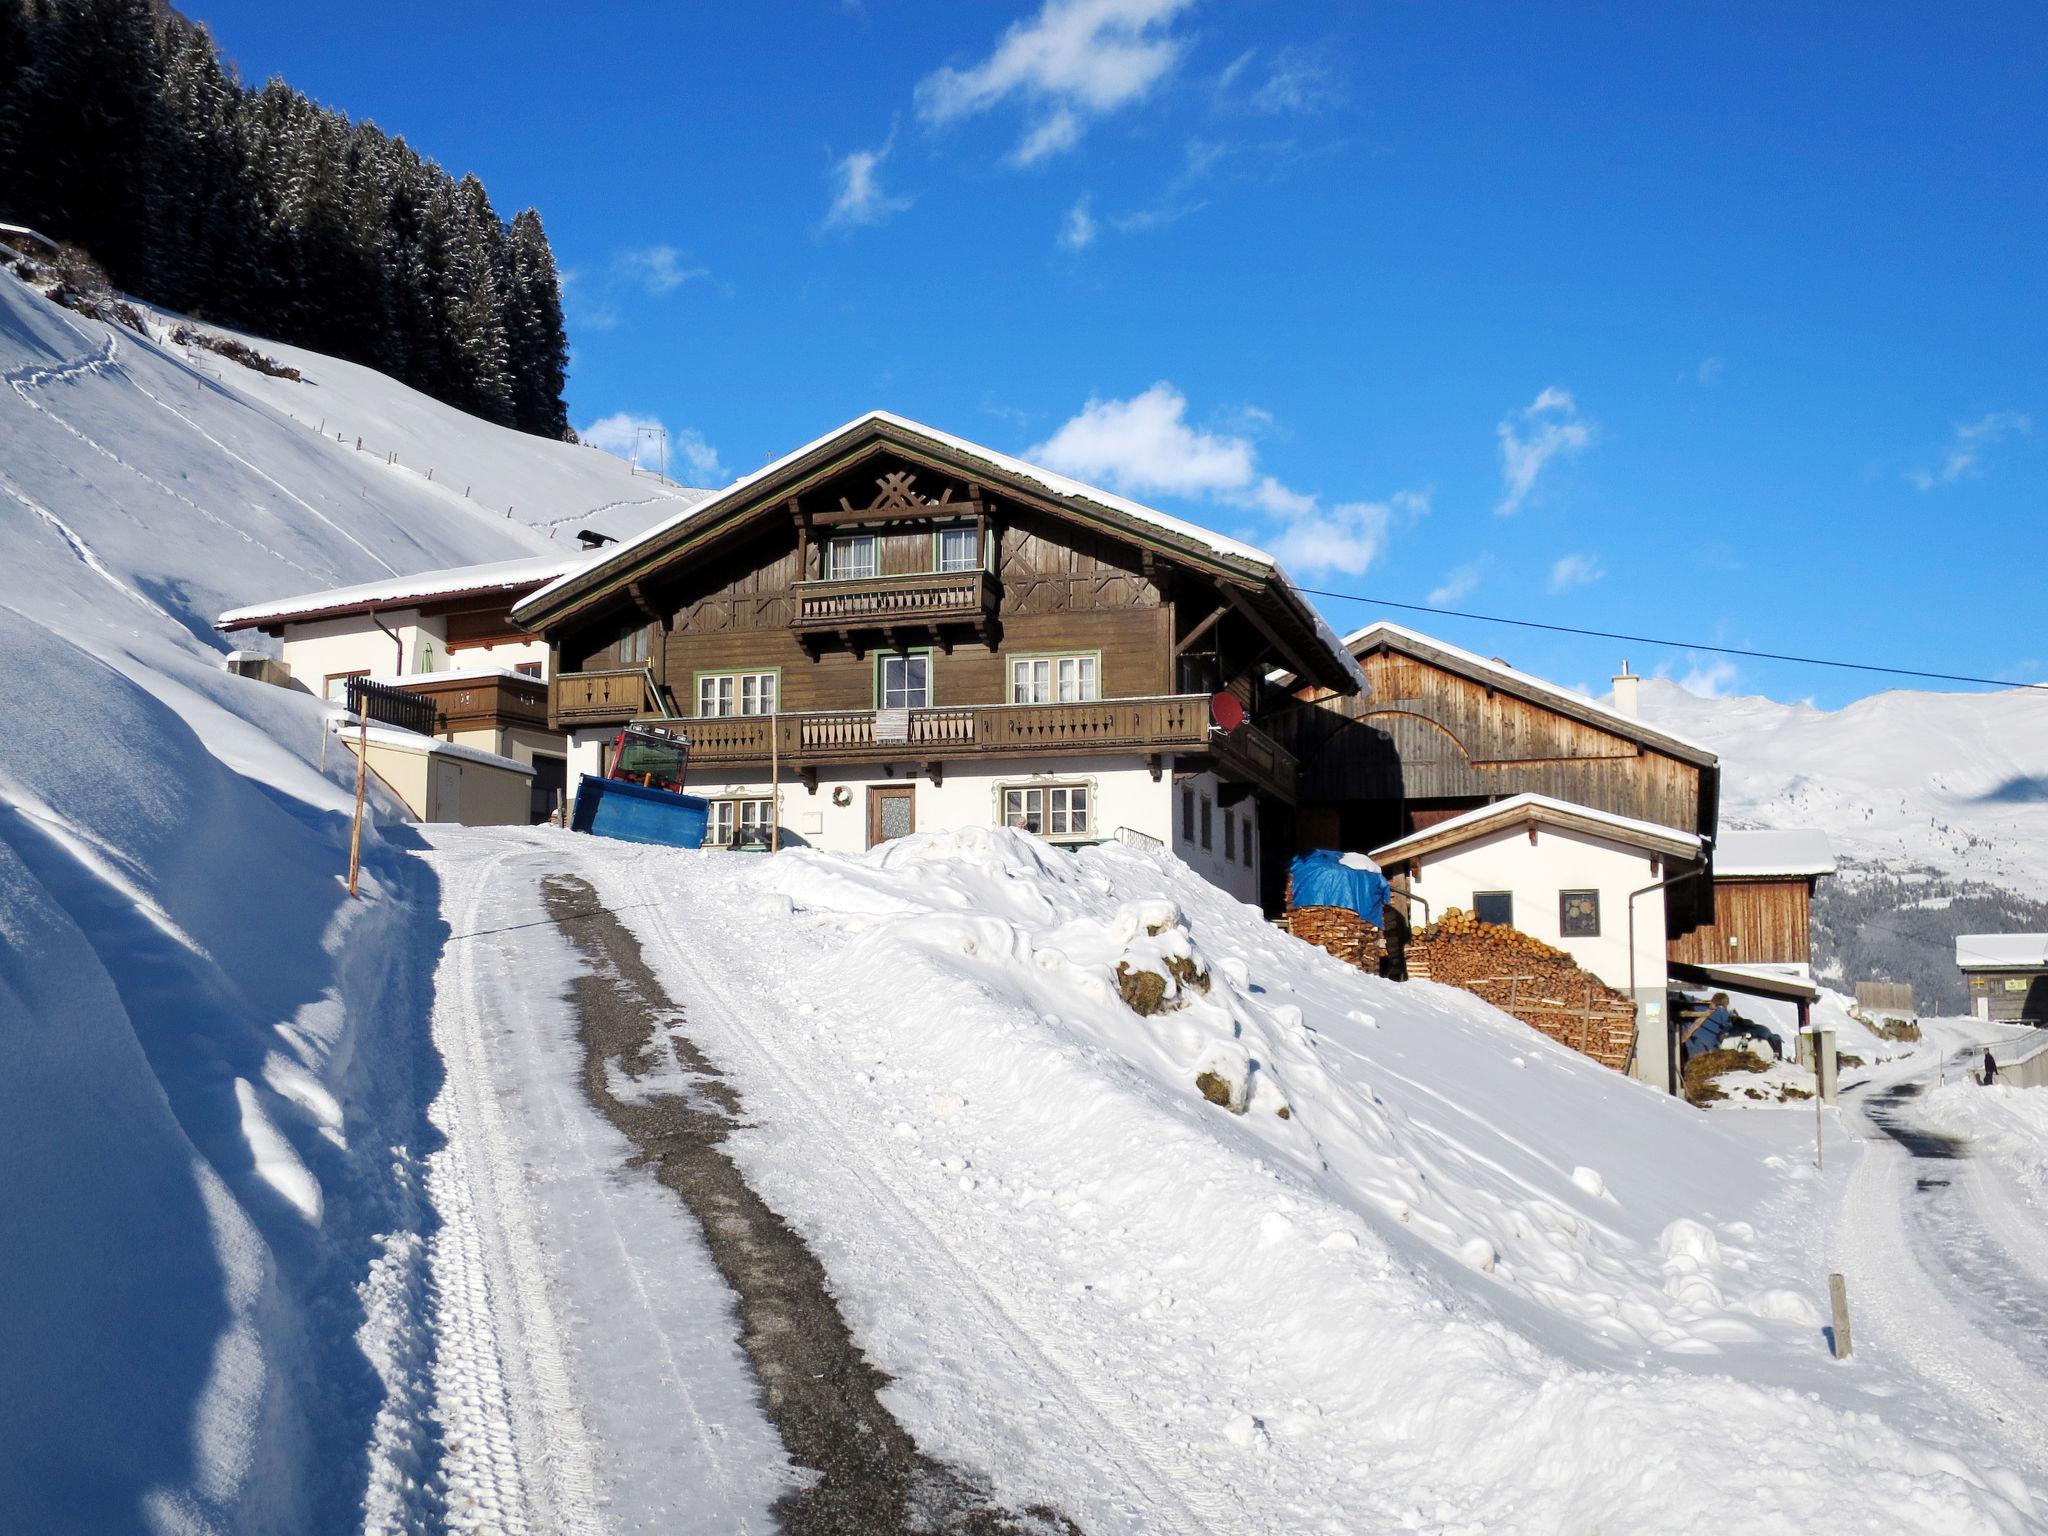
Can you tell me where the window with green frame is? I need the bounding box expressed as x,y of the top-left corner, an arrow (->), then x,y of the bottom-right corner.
876,650 -> 931,709
696,669 -> 778,716
1009,652 -> 1099,704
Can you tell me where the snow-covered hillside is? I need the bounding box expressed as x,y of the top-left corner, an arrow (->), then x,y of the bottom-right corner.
1636,678 -> 2048,900
0,268 -> 700,1530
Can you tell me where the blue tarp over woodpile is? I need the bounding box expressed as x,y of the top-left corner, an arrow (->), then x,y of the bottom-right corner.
1289,850 -> 1389,924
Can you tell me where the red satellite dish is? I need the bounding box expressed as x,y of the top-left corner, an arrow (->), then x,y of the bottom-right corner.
1208,690 -> 1246,732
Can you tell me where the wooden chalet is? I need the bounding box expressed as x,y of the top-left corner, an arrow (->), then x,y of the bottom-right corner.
511,412 -> 1364,887
1956,934 -> 2048,1023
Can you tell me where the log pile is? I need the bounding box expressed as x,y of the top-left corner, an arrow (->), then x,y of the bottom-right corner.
1288,904 -> 1384,972
1407,908 -> 1637,1070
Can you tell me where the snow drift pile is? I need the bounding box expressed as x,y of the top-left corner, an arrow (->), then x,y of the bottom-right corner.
592,826 -> 2037,1533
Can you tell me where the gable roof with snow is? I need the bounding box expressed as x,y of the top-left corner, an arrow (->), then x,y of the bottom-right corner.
216,552 -> 591,632
1341,621 -> 1718,766
1712,829 -> 1835,880
1955,934 -> 2048,971
510,410 -> 1368,695
1368,791 -> 1704,867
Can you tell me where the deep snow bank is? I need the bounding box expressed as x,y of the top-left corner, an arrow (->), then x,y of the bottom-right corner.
0,268 -> 664,1530
606,828 -> 2035,1533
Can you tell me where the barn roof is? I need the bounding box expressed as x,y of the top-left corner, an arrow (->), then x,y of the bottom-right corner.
216,552 -> 584,631
1955,934 -> 2048,971
1713,829 -> 1836,880
510,410 -> 1368,695
1340,621 -> 1718,767
1368,791 -> 1704,866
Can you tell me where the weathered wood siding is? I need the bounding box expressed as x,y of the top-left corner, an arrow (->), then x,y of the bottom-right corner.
1274,648 -> 1706,833
1666,878 -> 1813,966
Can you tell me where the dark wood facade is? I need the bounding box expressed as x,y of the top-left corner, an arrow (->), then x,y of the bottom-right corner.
519,417 -> 1360,803
1266,625 -> 1721,925
1667,877 -> 1815,966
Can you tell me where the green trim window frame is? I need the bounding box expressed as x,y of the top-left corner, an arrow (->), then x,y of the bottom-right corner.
1007,650 -> 1100,704
874,648 -> 933,709
1559,889 -> 1601,938
934,524 -> 982,574
1000,781 -> 1094,840
706,797 -> 775,847
826,534 -> 880,580
1474,891 -> 1514,928
694,668 -> 781,717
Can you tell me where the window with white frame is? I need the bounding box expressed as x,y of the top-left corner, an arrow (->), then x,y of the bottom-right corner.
706,798 -> 774,847
697,670 -> 778,716
878,652 -> 930,709
827,535 -> 879,580
1001,783 -> 1092,839
1009,653 -> 1098,704
936,525 -> 980,573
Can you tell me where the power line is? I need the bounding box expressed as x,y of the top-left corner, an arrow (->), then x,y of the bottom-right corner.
1295,587 -> 2048,693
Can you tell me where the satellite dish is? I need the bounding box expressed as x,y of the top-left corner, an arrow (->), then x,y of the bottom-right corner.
1209,690 -> 1246,732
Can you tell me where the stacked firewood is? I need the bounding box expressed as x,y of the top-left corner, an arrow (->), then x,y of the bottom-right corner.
1288,903 -> 1384,972
1407,909 -> 1637,1071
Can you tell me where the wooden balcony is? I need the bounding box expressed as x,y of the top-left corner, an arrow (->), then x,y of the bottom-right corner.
397,671 -> 548,734
682,695 -> 1299,802
553,666 -> 657,726
790,568 -> 997,648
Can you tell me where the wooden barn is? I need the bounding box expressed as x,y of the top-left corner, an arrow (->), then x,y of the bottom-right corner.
1667,827 -> 1833,970
1266,622 -> 1720,926
1956,934 -> 2048,1023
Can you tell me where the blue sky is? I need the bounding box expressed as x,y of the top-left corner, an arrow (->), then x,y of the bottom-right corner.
195,1 -> 2044,706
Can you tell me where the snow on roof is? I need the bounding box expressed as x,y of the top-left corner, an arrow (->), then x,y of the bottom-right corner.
328,717 -> 536,774
515,410 -> 1370,694
1341,621 -> 1718,761
1369,791 -> 1703,863
1955,933 -> 2048,970
218,552 -> 588,629
1713,829 -> 1836,879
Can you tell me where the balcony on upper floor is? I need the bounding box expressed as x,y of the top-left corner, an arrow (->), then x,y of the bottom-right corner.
789,567 -> 998,652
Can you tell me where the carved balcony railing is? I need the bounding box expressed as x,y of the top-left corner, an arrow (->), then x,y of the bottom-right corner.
790,568 -> 996,640
679,695 -> 1298,801
553,666 -> 657,725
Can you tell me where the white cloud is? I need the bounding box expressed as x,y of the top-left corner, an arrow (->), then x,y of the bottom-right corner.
1547,552 -> 1604,592
1909,409 -> 2032,489
580,412 -> 724,482
1694,355 -> 1726,385
1427,562 -> 1481,607
1027,382 -> 1421,575
1248,45 -> 1343,114
1059,195 -> 1098,250
1676,656 -> 1739,698
617,244 -> 708,294
915,0 -> 1195,165
1496,386 -> 1593,515
825,134 -> 913,229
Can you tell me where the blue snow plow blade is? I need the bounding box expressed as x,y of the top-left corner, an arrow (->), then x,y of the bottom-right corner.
1289,849 -> 1389,923
570,774 -> 709,849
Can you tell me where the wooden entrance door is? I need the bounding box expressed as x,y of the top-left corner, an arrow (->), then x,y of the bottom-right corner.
867,784 -> 914,847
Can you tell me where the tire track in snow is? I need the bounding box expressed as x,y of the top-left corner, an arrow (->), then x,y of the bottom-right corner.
1834,1079 -> 2048,1482
604,851 -> 1234,1536
407,847 -> 606,1536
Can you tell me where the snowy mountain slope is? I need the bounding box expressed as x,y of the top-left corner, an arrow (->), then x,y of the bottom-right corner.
536,826 -> 2038,1533
0,267 -> 695,1529
169,306 -> 712,546
1636,677 -> 2048,899
1634,677 -> 2048,1006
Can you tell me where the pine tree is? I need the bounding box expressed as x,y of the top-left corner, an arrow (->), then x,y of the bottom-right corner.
505,208 -> 569,437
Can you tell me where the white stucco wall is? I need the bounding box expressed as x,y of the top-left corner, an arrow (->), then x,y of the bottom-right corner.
1169,769 -> 1260,905
1405,822 -> 1671,1000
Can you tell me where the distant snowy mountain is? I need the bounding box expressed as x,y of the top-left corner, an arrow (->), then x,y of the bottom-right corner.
1634,677 -> 2048,1006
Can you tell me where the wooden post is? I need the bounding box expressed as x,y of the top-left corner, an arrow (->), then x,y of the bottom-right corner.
347,712 -> 368,898
1828,1272 -> 1852,1358
770,713 -> 782,852
1811,1028 -> 1824,1169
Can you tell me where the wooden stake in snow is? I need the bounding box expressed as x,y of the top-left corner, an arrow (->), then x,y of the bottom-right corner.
770,712 -> 782,853
1811,1027 -> 1825,1169
347,714 -> 368,898
1829,1272 -> 1853,1358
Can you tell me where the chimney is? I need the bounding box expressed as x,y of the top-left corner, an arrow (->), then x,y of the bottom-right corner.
1611,660 -> 1640,718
